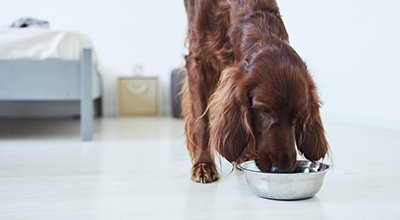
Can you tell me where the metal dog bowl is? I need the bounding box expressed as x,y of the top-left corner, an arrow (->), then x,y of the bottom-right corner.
239,160 -> 329,200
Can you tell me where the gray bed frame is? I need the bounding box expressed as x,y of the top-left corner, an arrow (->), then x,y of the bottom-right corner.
0,48 -> 100,141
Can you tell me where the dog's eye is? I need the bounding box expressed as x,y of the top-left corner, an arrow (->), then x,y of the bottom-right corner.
264,109 -> 272,115
252,105 -> 273,119
260,109 -> 272,118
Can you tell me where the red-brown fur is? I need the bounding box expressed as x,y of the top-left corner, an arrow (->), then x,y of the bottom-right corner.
183,0 -> 329,183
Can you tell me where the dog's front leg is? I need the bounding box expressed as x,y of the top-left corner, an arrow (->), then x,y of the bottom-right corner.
182,65 -> 219,184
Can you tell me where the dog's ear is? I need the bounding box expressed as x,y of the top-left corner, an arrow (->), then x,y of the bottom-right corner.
208,67 -> 255,162
295,85 -> 329,161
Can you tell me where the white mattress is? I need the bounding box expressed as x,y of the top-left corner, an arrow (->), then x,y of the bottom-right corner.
0,28 -> 98,65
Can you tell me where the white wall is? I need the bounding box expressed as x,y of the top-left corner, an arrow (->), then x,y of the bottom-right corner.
1,0 -> 399,130
277,0 -> 400,131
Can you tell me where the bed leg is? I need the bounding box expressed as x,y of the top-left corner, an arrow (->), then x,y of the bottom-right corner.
80,48 -> 93,141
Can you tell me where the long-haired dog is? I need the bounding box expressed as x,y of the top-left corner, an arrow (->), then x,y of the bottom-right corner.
182,0 -> 329,183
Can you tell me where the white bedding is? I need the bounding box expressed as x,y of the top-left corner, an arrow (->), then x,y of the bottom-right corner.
0,28 -> 98,64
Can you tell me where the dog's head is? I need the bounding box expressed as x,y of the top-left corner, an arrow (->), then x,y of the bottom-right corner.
208,46 -> 329,172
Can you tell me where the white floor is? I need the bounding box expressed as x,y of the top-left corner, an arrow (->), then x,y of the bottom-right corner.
0,117 -> 399,220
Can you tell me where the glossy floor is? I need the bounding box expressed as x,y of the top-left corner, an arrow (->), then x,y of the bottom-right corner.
0,117 -> 399,220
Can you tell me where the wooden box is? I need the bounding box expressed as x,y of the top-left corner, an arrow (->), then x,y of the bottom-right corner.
118,77 -> 159,116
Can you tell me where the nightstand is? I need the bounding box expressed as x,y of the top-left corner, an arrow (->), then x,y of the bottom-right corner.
118,77 -> 159,116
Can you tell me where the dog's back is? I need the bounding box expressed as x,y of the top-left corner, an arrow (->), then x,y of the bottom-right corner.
229,0 -> 289,61
185,0 -> 289,83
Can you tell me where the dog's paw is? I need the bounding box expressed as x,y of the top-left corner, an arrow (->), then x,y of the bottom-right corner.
191,163 -> 219,183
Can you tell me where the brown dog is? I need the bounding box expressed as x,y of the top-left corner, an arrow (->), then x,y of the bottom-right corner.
182,0 -> 329,183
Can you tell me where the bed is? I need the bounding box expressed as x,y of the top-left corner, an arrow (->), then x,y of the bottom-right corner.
0,28 -> 102,141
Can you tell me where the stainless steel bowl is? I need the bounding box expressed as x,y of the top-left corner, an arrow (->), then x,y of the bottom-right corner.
239,160 -> 329,200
